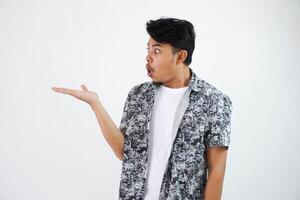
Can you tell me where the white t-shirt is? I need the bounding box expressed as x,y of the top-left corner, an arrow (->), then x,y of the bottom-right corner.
144,84 -> 189,200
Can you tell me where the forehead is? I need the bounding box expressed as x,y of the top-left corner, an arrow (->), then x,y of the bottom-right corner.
147,37 -> 172,49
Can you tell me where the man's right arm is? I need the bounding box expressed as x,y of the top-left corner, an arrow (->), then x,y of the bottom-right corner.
52,84 -> 128,161
90,99 -> 125,161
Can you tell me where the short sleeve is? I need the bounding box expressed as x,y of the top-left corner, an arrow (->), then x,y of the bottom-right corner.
204,93 -> 233,149
119,87 -> 135,136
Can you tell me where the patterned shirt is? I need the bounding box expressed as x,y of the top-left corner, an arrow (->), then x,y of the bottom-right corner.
118,67 -> 233,200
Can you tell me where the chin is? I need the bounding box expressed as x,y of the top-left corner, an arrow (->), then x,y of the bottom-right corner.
153,79 -> 162,84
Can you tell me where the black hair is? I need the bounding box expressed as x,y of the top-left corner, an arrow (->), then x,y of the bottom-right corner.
146,17 -> 196,66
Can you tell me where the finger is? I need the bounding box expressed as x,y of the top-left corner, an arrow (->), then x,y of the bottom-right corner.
81,84 -> 88,92
52,87 -> 64,93
52,87 -> 62,93
52,87 -> 79,96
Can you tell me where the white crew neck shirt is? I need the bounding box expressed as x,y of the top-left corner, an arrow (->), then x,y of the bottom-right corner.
144,84 -> 189,200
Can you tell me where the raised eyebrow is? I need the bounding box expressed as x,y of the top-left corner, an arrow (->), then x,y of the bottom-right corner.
147,43 -> 162,47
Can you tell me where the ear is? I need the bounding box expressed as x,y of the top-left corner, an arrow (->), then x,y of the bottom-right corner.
176,49 -> 188,65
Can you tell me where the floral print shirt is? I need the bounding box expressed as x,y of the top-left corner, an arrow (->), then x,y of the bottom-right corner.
118,67 -> 233,200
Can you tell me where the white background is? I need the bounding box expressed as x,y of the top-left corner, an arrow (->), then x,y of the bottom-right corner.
0,0 -> 299,199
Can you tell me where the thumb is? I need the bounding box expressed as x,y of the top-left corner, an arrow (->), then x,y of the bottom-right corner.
81,84 -> 89,92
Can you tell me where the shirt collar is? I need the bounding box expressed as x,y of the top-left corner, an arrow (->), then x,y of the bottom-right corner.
150,67 -> 202,92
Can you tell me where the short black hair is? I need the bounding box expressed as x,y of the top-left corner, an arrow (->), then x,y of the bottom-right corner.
146,17 -> 196,66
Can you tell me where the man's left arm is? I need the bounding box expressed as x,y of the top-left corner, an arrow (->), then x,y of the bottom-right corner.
204,146 -> 228,200
203,93 -> 233,200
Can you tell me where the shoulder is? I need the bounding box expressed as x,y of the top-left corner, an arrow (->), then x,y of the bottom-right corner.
198,78 -> 233,108
127,81 -> 152,97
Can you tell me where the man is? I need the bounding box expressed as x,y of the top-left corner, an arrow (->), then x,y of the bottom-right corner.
52,17 -> 233,200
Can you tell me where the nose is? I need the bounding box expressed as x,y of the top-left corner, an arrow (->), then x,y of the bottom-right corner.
146,53 -> 151,63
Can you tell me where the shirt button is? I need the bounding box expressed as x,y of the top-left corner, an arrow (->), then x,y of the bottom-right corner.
147,122 -> 150,129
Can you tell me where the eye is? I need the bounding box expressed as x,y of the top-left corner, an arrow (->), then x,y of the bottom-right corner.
146,48 -> 160,54
154,49 -> 160,54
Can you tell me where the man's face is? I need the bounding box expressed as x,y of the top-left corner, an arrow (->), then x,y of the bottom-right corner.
146,37 -> 179,83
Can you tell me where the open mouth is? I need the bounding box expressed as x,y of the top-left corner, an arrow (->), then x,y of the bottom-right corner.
146,64 -> 153,74
146,66 -> 153,77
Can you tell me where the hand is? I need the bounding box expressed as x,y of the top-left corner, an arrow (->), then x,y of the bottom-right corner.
52,84 -> 99,106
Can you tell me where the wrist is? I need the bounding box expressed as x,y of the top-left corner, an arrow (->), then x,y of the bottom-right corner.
89,98 -> 101,110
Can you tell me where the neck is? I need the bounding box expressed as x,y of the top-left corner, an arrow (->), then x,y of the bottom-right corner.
162,66 -> 191,88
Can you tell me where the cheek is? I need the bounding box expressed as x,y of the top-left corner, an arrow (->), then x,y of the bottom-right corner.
153,55 -> 172,67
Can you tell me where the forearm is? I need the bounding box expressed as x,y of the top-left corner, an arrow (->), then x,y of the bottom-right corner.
89,99 -> 124,161
204,170 -> 225,200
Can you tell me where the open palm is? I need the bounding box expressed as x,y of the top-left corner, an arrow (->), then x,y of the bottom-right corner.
52,84 -> 98,106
